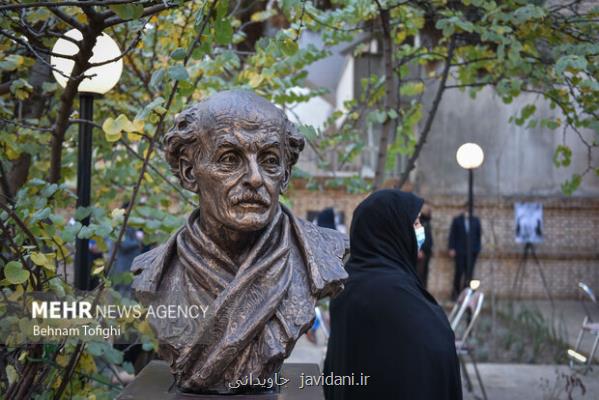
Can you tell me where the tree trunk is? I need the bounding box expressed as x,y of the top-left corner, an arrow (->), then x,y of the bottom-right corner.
373,7 -> 397,190
0,59 -> 51,204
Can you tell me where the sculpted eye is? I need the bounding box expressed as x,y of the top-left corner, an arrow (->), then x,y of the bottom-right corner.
262,154 -> 280,166
218,152 -> 240,166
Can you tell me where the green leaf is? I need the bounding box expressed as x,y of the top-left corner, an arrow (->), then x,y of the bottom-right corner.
41,183 -> 58,198
78,225 -> 94,239
74,206 -> 93,221
168,65 -> 189,82
191,46 -> 207,60
562,174 -> 582,195
400,82 -> 424,96
109,4 -> 144,20
136,97 -> 165,120
298,125 -> 318,140
31,207 -> 51,222
215,18 -> 234,45
515,104 -> 537,126
4,261 -> 29,285
555,55 -> 588,75
281,39 -> 299,56
553,145 -> 572,167
170,48 -> 186,61
367,110 -> 387,125
149,68 -> 165,89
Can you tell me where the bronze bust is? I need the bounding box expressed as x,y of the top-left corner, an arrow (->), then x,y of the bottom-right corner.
131,90 -> 348,393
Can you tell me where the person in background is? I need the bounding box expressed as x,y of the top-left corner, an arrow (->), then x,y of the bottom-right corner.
110,202 -> 142,296
448,204 -> 482,300
316,207 -> 336,230
306,207 -> 338,344
416,202 -> 433,288
324,190 -> 462,400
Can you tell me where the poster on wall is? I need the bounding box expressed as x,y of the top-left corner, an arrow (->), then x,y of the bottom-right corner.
514,202 -> 544,244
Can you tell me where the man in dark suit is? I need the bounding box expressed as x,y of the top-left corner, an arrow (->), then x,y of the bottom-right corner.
448,205 -> 482,300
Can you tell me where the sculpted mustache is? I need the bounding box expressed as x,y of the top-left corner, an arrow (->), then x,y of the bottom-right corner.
231,192 -> 271,206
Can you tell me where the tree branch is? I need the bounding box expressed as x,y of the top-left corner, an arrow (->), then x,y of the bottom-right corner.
397,36 -> 456,188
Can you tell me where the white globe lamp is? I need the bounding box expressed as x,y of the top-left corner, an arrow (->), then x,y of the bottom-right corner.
51,29 -> 123,94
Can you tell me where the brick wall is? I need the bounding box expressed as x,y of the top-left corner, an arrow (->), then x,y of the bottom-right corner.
289,188 -> 599,300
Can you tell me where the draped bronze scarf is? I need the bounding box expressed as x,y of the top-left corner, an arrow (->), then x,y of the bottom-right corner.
174,206 -> 298,391
131,204 -> 348,393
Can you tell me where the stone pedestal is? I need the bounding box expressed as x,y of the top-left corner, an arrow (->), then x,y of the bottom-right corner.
117,361 -> 324,400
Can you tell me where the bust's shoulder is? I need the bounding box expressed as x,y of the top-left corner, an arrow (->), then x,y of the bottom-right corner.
293,217 -> 349,297
131,227 -> 182,298
296,217 -> 348,259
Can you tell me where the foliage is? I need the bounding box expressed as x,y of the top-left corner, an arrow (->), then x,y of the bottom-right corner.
0,1 -> 324,398
297,0 -> 598,189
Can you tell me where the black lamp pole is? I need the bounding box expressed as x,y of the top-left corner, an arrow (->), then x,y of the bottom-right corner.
466,168 -> 474,284
74,93 -> 94,290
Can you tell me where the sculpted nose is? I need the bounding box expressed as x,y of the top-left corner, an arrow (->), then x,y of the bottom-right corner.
244,157 -> 264,189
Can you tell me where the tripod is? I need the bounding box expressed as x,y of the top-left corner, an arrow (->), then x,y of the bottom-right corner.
511,242 -> 554,307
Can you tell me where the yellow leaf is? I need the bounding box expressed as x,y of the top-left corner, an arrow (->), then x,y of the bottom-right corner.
103,114 -> 131,142
52,376 -> 62,390
6,365 -> 18,386
102,118 -> 122,142
92,264 -> 104,275
6,146 -> 20,160
114,114 -> 130,130
30,252 -> 56,272
105,131 -> 122,142
30,252 -> 48,266
56,353 -> 69,368
111,208 -> 126,219
248,73 -> 263,88
8,284 -> 24,301
396,31 -> 407,44
132,119 -> 144,132
128,133 -> 142,141
123,116 -> 143,133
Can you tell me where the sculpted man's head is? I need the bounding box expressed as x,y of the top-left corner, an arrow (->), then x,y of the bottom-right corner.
164,90 -> 305,232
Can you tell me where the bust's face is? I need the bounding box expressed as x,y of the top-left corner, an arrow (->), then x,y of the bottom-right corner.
184,121 -> 288,232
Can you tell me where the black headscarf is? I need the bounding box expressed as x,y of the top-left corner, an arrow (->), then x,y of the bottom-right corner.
317,207 -> 337,230
324,189 -> 462,400
346,190 -> 422,277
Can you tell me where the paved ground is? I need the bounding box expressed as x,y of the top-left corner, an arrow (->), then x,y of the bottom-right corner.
287,299 -> 599,399
505,300 -> 599,360
461,363 -> 598,400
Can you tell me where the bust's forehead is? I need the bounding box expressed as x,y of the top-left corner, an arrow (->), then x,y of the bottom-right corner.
181,90 -> 286,127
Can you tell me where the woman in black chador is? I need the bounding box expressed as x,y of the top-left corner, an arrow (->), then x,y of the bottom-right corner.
324,190 -> 462,400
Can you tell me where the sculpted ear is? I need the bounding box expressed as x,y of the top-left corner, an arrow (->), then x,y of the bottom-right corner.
280,167 -> 290,193
179,156 -> 199,193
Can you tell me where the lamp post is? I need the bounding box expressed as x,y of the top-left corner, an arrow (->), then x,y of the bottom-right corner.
456,143 -> 484,285
51,29 -> 123,290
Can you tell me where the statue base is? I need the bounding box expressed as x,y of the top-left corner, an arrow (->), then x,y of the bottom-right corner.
117,360 -> 324,400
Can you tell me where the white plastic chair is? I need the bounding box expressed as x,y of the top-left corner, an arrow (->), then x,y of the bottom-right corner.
452,289 -> 488,400
568,282 -> 599,372
449,287 -> 473,330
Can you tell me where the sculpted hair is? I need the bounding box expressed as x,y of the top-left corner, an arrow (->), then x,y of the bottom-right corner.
163,91 -> 305,183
